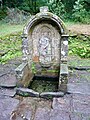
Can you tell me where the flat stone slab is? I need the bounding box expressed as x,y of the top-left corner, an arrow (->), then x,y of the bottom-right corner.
68,70 -> 90,83
0,96 -> 19,120
11,97 -> 51,120
52,94 -> 72,112
0,88 -> 16,97
0,73 -> 17,87
50,109 -> 70,120
0,64 -> 16,77
34,107 -> 50,120
72,93 -> 90,114
0,66 -> 11,77
69,66 -> 90,70
16,88 -> 39,97
40,92 -> 64,98
67,83 -> 90,95
11,100 -> 32,120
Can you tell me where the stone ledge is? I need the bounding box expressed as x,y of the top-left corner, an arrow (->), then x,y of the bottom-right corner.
40,92 -> 64,98
16,88 -> 39,97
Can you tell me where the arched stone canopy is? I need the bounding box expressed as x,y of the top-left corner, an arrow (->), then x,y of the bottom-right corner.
22,9 -> 68,78
15,8 -> 68,89
23,12 -> 67,35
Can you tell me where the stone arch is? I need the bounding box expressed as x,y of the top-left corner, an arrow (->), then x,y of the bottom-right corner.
23,12 -> 67,35
16,8 -> 68,88
22,11 -> 68,74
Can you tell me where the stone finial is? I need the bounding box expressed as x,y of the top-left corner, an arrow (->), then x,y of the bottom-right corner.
40,6 -> 49,12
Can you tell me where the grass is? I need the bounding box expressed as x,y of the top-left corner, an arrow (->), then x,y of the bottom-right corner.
69,36 -> 90,58
0,21 -> 24,37
0,31 -> 22,64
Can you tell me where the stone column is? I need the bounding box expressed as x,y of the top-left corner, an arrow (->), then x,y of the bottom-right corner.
59,35 -> 69,93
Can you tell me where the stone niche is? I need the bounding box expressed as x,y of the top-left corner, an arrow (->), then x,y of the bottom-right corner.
15,7 -> 68,92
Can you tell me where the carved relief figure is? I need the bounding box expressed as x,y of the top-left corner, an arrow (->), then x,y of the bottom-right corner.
38,35 -> 52,66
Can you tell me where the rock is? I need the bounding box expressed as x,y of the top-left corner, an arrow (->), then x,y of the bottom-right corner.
69,66 -> 90,70
16,88 -> 39,97
0,88 -> 16,97
52,95 -> 72,112
50,109 -> 70,120
0,73 -> 16,87
0,96 -> 19,120
34,107 -> 50,120
72,94 -> 90,114
70,112 -> 82,120
40,92 -> 64,98
68,70 -> 90,83
0,50 -> 8,56
81,113 -> 90,120
11,101 -> 32,120
67,83 -> 90,95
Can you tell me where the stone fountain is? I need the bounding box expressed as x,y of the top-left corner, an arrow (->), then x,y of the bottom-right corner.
15,6 -> 68,96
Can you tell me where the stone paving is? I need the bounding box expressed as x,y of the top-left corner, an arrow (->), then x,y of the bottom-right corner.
0,58 -> 90,120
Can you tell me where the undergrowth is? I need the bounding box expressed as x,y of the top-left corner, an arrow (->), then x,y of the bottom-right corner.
69,35 -> 90,58
0,32 -> 22,64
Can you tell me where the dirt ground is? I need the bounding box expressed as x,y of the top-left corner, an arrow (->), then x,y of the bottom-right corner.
67,24 -> 90,35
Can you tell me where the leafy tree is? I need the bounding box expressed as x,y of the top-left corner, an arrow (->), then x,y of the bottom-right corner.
61,0 -> 76,13
72,0 -> 90,23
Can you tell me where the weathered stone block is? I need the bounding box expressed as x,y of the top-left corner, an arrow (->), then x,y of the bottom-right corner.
15,63 -> 34,87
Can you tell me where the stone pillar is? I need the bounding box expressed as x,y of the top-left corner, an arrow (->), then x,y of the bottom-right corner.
22,34 -> 28,62
59,35 -> 69,93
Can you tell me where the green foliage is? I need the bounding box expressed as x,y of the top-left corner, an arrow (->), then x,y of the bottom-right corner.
69,36 -> 90,58
19,0 -> 48,14
49,0 -> 66,19
0,0 -> 90,23
0,32 -> 22,64
0,9 -> 7,20
31,62 -> 37,74
72,0 -> 90,23
62,0 -> 76,13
